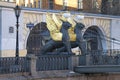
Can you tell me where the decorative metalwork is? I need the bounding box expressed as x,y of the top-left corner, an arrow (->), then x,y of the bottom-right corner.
39,13 -> 87,55
0,57 -> 29,74
90,54 -> 119,65
27,22 -> 47,55
36,55 -> 70,71
79,50 -> 120,66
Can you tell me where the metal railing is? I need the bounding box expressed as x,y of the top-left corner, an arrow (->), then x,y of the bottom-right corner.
0,57 -> 29,74
79,50 -> 120,66
36,55 -> 70,71
1,50 -> 120,75
85,49 -> 120,55
90,54 -> 119,65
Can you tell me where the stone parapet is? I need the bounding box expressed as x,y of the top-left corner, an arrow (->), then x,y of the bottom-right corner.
26,54 -> 38,77
68,55 -> 79,71
1,71 -> 120,80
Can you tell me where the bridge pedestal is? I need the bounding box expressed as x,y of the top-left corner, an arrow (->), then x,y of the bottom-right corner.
27,54 -> 38,77
86,55 -> 91,66
69,56 -> 79,71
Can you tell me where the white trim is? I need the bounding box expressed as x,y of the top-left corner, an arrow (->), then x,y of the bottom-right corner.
24,29 -> 30,49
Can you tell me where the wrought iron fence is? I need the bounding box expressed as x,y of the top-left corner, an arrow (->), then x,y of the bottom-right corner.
79,55 -> 86,65
79,50 -> 120,66
0,57 -> 29,74
85,49 -> 120,55
90,54 -> 119,65
107,49 -> 120,56
36,55 -> 70,71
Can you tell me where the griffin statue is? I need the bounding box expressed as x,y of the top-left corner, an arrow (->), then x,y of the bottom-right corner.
40,12 -> 87,55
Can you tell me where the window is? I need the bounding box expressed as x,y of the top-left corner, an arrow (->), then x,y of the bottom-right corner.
92,0 -> 99,9
78,0 -> 83,10
49,0 -> 54,9
34,1 -> 36,8
9,27 -> 14,33
63,0 -> 67,10
38,0 -> 42,8
30,3 -> 32,8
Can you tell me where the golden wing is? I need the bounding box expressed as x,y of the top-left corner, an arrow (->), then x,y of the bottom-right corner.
52,13 -> 62,31
59,13 -> 67,21
67,17 -> 77,41
59,12 -> 67,21
46,13 -> 62,41
46,13 -> 59,33
61,16 -> 67,21
67,17 -> 76,28
60,13 -> 76,41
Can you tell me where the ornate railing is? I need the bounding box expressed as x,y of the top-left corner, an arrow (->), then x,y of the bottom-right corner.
89,54 -> 119,65
36,55 -> 70,71
86,49 -> 120,55
0,57 -> 29,74
79,50 -> 120,66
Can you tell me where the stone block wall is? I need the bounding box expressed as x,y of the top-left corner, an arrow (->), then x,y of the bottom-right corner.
28,73 -> 120,80
1,71 -> 120,80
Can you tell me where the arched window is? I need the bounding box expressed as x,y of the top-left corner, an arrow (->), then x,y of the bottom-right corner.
49,0 -> 54,9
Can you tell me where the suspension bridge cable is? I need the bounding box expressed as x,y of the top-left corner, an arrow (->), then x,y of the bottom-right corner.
83,29 -> 120,45
83,27 -> 120,42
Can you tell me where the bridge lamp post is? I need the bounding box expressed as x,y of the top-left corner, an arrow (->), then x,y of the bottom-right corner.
14,5 -> 21,65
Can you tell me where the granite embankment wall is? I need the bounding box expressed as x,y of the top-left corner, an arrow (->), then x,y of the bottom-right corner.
1,70 -> 120,80
31,72 -> 120,80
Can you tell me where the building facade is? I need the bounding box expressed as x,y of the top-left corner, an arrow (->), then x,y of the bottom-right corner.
1,0 -> 120,15
0,0 -> 78,10
0,1 -> 120,57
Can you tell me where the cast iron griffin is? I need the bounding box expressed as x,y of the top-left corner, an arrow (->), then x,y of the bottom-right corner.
40,13 -> 87,55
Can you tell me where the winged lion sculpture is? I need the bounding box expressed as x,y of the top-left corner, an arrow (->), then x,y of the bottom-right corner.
40,13 -> 87,55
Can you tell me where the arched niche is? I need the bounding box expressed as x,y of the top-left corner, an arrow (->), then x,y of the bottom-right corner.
83,26 -> 107,52
26,22 -> 47,55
